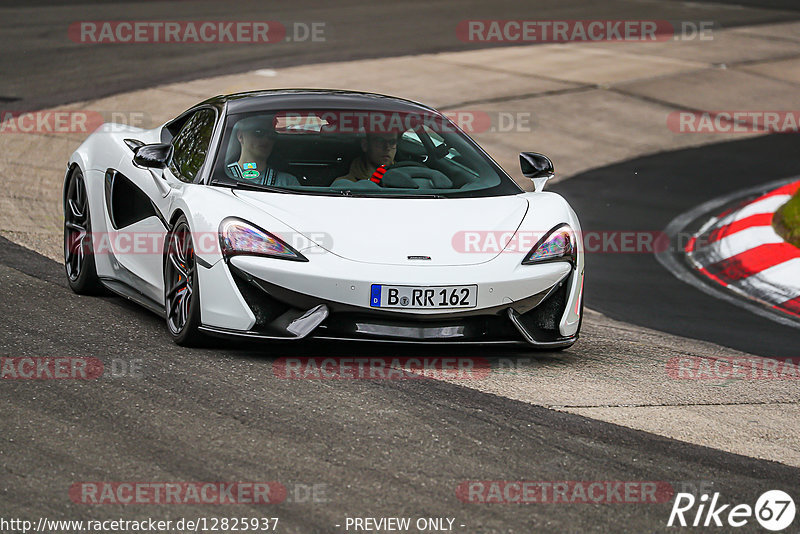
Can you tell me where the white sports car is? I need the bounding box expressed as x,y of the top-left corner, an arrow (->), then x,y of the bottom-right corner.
64,90 -> 584,348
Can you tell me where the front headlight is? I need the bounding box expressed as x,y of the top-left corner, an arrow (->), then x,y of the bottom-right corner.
522,224 -> 575,265
219,218 -> 308,262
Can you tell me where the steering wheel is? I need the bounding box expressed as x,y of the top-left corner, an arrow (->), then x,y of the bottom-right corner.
378,162 -> 452,189
365,162 -> 423,186
386,161 -> 424,169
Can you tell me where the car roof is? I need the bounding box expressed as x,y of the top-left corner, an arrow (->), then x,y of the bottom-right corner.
199,89 -> 441,115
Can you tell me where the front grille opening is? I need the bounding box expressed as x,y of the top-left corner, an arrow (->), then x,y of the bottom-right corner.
230,268 -> 291,330
516,278 -> 571,342
319,312 -> 519,342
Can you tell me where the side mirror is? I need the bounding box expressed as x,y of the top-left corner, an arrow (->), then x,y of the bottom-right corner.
519,152 -> 554,192
133,143 -> 173,169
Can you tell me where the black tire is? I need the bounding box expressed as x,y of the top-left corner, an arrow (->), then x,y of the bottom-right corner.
64,166 -> 103,294
164,215 -> 203,346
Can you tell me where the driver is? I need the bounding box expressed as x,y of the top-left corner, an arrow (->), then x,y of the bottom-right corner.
337,132 -> 399,183
227,116 -> 295,185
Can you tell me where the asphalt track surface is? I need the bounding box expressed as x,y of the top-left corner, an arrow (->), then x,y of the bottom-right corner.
2,0 -> 800,111
2,1 -> 800,532
2,238 -> 799,532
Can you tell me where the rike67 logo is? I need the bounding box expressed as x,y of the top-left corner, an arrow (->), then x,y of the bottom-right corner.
668,490 -> 795,531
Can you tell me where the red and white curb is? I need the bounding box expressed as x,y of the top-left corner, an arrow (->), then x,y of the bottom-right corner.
685,180 -> 800,318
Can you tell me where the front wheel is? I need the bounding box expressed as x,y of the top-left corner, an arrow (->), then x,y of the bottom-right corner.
164,216 -> 203,346
64,167 -> 103,294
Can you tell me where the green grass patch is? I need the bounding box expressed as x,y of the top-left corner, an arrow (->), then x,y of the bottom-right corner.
774,189 -> 800,248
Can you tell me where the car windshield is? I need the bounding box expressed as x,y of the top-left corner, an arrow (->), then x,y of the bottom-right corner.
210,109 -> 522,197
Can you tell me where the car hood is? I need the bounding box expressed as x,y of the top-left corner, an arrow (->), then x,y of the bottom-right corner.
231,190 -> 529,266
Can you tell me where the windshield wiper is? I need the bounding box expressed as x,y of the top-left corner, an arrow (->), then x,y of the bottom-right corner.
215,180 -> 339,196
213,180 -> 445,198
343,192 -> 447,199
225,181 -> 291,194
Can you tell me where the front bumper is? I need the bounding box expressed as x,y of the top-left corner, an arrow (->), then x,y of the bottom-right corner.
197,253 -> 582,347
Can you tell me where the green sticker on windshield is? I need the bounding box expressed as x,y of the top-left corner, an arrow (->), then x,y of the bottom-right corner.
242,170 -> 260,178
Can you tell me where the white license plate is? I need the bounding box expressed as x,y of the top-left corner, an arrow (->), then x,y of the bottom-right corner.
370,284 -> 477,309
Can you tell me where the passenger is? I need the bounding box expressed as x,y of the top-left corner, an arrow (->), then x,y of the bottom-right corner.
337,132 -> 399,183
227,116 -> 295,186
